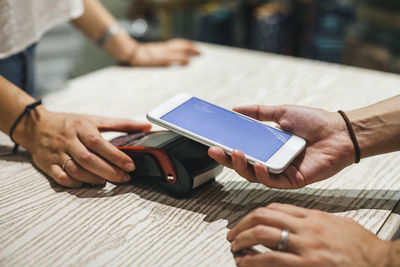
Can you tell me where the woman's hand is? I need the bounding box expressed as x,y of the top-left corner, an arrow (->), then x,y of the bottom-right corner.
72,0 -> 200,67
129,38 -> 200,67
208,105 -> 355,189
228,203 -> 391,267
16,107 -> 151,188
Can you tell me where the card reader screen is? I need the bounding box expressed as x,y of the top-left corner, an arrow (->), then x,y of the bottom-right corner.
161,97 -> 291,162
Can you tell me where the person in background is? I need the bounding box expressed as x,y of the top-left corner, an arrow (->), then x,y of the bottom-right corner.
208,95 -> 400,266
0,0 -> 200,96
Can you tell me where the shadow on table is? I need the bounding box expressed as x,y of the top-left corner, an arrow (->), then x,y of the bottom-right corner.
0,145 -> 31,163
4,142 -> 398,229
52,175 -> 400,229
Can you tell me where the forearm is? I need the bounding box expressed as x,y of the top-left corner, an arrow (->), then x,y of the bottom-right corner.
71,0 -> 137,62
0,76 -> 36,135
347,95 -> 400,159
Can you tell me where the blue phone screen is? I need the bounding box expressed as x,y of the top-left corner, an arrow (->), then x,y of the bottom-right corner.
161,97 -> 291,162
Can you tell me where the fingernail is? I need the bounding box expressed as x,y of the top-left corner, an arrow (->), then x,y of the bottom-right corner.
125,162 -> 135,171
232,155 -> 238,165
235,257 -> 242,265
123,173 -> 131,182
230,241 -> 237,252
227,231 -> 233,242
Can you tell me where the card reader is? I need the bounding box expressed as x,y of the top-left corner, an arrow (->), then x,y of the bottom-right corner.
111,131 -> 223,198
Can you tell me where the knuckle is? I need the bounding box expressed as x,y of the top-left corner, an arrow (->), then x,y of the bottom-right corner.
86,134 -> 101,147
67,164 -> 79,177
266,203 -> 280,209
302,237 -> 326,251
68,118 -> 83,129
251,208 -> 267,221
252,225 -> 267,237
53,172 -> 74,187
53,171 -> 68,183
312,224 -> 325,235
77,151 -> 94,165
113,170 -> 127,182
309,209 -> 326,218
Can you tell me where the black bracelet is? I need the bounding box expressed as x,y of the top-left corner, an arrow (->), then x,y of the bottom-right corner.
337,110 -> 361,163
9,99 -> 42,154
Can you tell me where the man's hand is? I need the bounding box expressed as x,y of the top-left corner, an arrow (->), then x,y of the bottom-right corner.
17,107 -> 151,188
228,203 -> 391,267
129,39 -> 200,67
208,105 -> 355,189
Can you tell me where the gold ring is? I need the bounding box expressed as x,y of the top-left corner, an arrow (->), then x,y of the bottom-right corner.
62,157 -> 73,171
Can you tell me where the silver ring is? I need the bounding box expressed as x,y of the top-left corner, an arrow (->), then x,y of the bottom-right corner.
277,229 -> 289,251
62,157 -> 73,171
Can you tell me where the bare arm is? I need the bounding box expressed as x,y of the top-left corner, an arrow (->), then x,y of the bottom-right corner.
71,0 -> 135,63
348,95 -> 400,158
72,0 -> 200,66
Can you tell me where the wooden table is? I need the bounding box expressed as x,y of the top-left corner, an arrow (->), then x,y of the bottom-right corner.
1,43 -> 400,266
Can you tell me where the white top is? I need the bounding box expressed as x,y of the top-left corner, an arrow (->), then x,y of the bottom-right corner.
0,0 -> 83,59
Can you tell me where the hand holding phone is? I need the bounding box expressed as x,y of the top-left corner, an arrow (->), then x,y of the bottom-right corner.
209,104 -> 356,189
147,93 -> 306,174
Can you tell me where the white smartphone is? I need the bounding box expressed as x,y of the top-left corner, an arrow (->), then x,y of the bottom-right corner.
147,93 -> 306,173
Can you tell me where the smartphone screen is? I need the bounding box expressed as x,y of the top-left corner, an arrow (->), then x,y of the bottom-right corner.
160,97 -> 292,162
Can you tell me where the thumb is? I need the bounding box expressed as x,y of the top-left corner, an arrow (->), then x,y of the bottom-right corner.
233,105 -> 285,123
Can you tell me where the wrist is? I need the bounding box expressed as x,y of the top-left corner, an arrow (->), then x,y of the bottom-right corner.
330,111 -> 356,167
337,110 -> 361,163
103,30 -> 139,64
12,105 -> 49,152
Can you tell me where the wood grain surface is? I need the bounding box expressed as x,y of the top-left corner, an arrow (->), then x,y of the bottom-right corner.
1,43 -> 400,266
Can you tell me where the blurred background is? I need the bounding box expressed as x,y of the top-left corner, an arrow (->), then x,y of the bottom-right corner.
36,0 -> 400,96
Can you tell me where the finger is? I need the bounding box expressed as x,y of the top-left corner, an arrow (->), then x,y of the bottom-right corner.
186,46 -> 201,55
231,225 -> 299,252
63,158 -> 105,185
253,163 -> 293,189
77,127 -> 136,172
166,52 -> 190,65
280,164 -> 306,189
169,39 -> 201,55
67,139 -> 131,183
208,147 -> 233,168
231,150 -> 257,182
173,57 -> 190,66
182,43 -> 201,56
233,105 -> 286,123
90,117 -> 152,133
265,203 -> 307,218
228,208 -> 301,241
48,164 -> 84,188
237,251 -> 304,267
